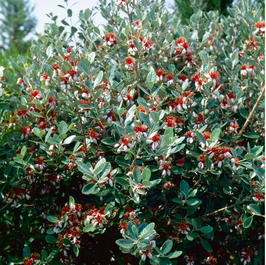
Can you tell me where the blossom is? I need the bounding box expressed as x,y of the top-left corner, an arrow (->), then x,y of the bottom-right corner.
17,109 -> 29,119
30,90 -> 42,99
132,124 -> 148,141
254,21 -> 265,34
240,248 -> 253,265
177,221 -> 190,234
206,70 -> 219,86
87,128 -> 101,144
124,57 -> 135,70
159,158 -> 172,176
228,121 -> 239,134
34,157 -> 47,171
114,136 -> 133,153
198,154 -> 206,169
156,69 -> 168,82
184,254 -> 195,265
40,73 -> 50,86
123,93 -> 134,105
146,133 -> 161,150
241,64 -> 254,76
47,96 -> 56,107
139,249 -> 153,261
163,181 -> 175,190
185,131 -> 194,144
128,42 -> 138,55
103,32 -> 118,46
20,126 -> 32,139
252,192 -> 264,202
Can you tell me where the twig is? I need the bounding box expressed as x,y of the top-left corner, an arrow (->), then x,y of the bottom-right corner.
237,86 -> 265,138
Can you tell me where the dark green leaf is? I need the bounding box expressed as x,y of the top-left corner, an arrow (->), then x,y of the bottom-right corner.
82,183 -> 97,195
47,215 -> 59,223
116,239 -> 134,249
166,251 -> 182,259
200,238 -> 213,252
45,235 -> 57,244
161,240 -> 173,254
180,180 -> 189,197
133,166 -> 141,183
243,216 -> 253,228
199,226 -> 213,233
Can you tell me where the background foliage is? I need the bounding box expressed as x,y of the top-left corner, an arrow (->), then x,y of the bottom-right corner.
0,0 -> 265,264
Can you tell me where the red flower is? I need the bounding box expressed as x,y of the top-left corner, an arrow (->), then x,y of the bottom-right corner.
146,133 -> 161,150
30,90 -> 42,99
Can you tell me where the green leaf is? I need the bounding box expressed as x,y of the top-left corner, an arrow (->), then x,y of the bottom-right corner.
23,246 -> 31,258
170,144 -> 185,154
199,226 -> 213,233
93,71 -> 103,88
249,204 -> 261,215
140,112 -> 151,127
243,216 -> 253,228
99,162 -> 111,179
142,168 -> 151,181
182,79 -> 189,91
33,127 -> 41,137
83,224 -> 97,232
243,133 -> 260,139
58,121 -> 68,134
47,215 -> 59,223
104,201 -> 115,216
137,97 -> 149,109
147,67 -> 157,83
187,231 -> 198,241
45,235 -> 57,244
210,128 -> 221,141
187,198 -> 201,206
116,239 -> 134,249
125,105 -> 136,126
94,158 -> 107,175
200,238 -> 213,252
63,135 -> 76,145
196,131 -> 206,146
180,180 -> 189,197
133,167 -> 141,183
82,183 -> 97,195
166,251 -> 182,259
77,61 -> 90,76
240,108 -> 249,119
76,161 -> 93,176
67,9 -> 72,17
69,196 -> 75,208
73,245 -> 79,257
161,240 -> 173,255
164,127 -> 173,137
245,153 -> 256,160
158,258 -> 171,265
244,12 -> 256,23
139,223 -> 155,239
45,135 -> 58,146
88,52 -> 96,64
21,146 -> 27,157
83,8 -> 91,20
94,89 -> 103,100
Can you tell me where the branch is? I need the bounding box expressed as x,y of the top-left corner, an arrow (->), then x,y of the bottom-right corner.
238,86 -> 265,138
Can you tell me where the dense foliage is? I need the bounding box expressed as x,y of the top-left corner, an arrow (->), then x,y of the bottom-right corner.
0,0 -> 37,54
0,0 -> 264,264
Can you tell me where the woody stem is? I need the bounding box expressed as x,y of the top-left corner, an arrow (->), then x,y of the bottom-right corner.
238,86 -> 265,138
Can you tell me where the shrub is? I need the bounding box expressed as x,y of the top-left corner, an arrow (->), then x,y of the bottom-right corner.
0,0 -> 264,264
